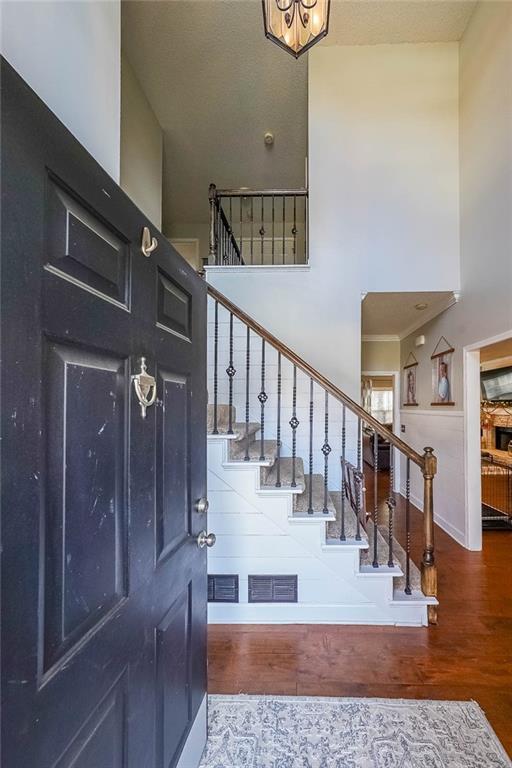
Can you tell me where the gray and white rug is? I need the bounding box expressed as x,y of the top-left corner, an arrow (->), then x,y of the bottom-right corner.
199,695 -> 511,767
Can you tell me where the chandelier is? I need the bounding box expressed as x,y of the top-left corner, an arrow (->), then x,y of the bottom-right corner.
262,0 -> 331,59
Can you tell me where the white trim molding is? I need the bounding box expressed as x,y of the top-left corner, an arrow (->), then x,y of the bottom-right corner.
362,334 -> 400,342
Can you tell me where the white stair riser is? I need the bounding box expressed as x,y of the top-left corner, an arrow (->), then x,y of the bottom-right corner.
207,435 -> 429,627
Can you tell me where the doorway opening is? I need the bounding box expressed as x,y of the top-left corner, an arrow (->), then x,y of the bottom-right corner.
464,332 -> 512,551
479,339 -> 512,532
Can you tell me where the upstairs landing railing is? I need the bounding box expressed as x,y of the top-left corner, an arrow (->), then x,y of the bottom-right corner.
207,283 -> 438,624
208,184 -> 308,266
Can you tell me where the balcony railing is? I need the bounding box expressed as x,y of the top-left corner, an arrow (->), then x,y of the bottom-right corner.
208,184 -> 308,266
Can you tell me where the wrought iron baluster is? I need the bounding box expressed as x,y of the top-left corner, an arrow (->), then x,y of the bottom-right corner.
276,352 -> 282,487
258,339 -> 267,460
212,300 -> 219,434
372,427 -> 379,567
307,378 -> 314,514
290,365 -> 298,488
387,444 -> 396,567
322,392 -> 331,513
271,194 -> 275,265
240,197 -> 243,262
260,195 -> 265,264
340,405 -> 346,541
355,416 -> 362,540
244,325 -> 250,461
405,457 -> 412,594
282,195 -> 286,264
292,194 -> 297,264
226,313 -> 235,434
250,198 -> 254,264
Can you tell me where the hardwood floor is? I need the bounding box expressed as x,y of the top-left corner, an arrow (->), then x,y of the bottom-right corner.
208,471 -> 512,756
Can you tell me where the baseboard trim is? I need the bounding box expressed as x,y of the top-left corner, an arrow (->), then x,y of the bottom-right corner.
399,490 -> 467,548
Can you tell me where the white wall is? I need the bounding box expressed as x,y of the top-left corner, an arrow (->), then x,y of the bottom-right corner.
208,42 -> 460,404
120,55 -> 163,227
1,0 -> 121,181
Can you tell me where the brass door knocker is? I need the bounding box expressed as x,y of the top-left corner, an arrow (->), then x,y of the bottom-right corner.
132,357 -> 157,418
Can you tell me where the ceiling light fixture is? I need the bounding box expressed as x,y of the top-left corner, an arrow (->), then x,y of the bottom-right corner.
415,302 -> 428,311
262,0 -> 330,59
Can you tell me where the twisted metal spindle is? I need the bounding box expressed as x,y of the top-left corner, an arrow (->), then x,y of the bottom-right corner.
340,405 -> 346,541
290,365 -> 298,488
322,391 -> 331,513
307,378 -> 314,514
260,195 -> 265,264
372,427 -> 379,568
244,325 -> 251,461
292,194 -> 297,264
355,416 -> 362,540
258,339 -> 267,461
282,196 -> 286,263
226,312 -> 235,434
405,457 -> 412,594
387,445 -> 396,568
212,300 -> 219,434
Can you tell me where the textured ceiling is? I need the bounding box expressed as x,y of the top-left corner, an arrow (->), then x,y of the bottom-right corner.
326,0 -> 476,45
122,0 -> 308,234
362,291 -> 455,337
122,0 -> 476,236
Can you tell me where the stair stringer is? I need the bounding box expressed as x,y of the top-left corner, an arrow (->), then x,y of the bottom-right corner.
207,437 -> 429,626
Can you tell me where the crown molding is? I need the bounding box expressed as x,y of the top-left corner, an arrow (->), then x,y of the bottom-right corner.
362,334 -> 400,342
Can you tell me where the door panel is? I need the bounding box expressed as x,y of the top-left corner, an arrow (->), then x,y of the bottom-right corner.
156,369 -> 190,562
1,58 -> 207,768
43,341 -> 128,672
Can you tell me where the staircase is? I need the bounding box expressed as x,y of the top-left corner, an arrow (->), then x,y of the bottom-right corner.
206,284 -> 438,627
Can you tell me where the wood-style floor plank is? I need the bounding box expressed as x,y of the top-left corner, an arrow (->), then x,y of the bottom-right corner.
208,471 -> 512,756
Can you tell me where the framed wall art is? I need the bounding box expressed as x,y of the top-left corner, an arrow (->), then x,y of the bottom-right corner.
403,352 -> 419,406
431,336 -> 455,406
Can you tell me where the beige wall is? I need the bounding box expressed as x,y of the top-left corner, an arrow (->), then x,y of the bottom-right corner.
362,340 -> 400,372
120,55 -> 163,229
401,1 -> 512,409
399,1 -> 512,548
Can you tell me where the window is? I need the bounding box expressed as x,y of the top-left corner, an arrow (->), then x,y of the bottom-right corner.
370,388 -> 393,425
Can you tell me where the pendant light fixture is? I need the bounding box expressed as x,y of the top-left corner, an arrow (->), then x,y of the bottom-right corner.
262,0 -> 330,59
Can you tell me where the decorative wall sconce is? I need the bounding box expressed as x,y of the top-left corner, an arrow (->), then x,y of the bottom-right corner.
262,0 -> 331,58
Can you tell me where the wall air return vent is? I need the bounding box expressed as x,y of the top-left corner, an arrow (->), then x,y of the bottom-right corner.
248,575 -> 298,603
208,575 -> 239,603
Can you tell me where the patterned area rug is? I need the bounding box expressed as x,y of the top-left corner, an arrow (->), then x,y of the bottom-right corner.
199,695 -> 511,767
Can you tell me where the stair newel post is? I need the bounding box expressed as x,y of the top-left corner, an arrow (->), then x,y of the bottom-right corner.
275,351 -> 282,487
340,405 -> 346,541
322,391 -> 331,514
290,366 -> 298,488
372,427 -> 379,568
355,416 -> 362,540
258,339 -> 267,461
208,183 -> 217,264
421,446 -> 438,624
226,312 -> 235,434
244,325 -> 250,461
405,457 -> 412,595
307,378 -> 314,514
212,300 -> 219,434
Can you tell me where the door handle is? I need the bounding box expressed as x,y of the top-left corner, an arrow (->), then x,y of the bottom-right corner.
141,226 -> 158,257
197,531 -> 216,549
132,357 -> 157,418
195,498 -> 209,514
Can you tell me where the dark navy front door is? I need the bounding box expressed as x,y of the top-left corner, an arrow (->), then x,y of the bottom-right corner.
1,59 -> 207,768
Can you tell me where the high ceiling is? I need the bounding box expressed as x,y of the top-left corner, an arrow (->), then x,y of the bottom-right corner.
122,0 -> 476,237
362,291 -> 456,337
326,0 -> 476,45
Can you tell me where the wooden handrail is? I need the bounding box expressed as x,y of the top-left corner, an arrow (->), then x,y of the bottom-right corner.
214,188 -> 308,198
206,283 -> 425,470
